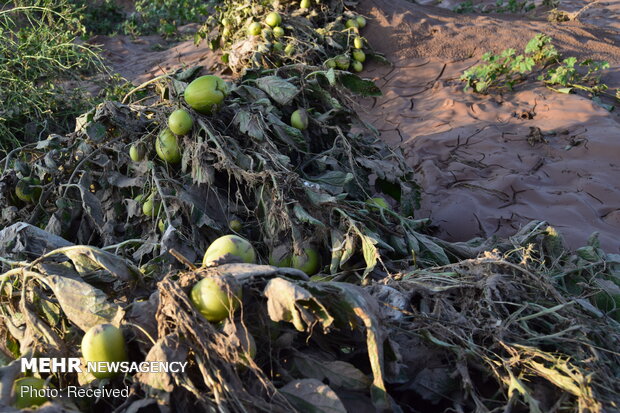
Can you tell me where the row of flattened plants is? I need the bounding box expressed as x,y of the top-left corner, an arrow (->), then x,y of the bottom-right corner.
1,0 -> 620,412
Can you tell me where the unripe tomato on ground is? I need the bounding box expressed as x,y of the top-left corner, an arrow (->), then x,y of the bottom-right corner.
247,22 -> 262,36
190,277 -> 241,322
15,177 -> 42,203
291,247 -> 321,275
290,109 -> 309,130
202,234 -> 257,266
273,26 -> 285,38
81,324 -> 128,379
184,75 -> 227,114
168,109 -> 193,135
155,128 -> 182,164
265,12 -> 282,27
129,143 -> 146,162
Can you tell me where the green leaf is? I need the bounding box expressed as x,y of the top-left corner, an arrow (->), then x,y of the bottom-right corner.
254,76 -> 299,105
266,112 -> 308,151
293,204 -> 325,227
337,73 -> 382,96
307,171 -> 353,195
330,229 -> 345,274
325,68 -> 336,86
360,233 -> 379,277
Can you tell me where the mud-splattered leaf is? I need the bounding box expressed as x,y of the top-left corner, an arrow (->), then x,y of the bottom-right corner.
55,245 -> 140,283
85,122 -> 106,142
293,204 -> 325,227
255,76 -> 299,105
295,354 -> 371,391
329,282 -> 391,410
337,74 -> 382,97
77,174 -> 104,230
264,277 -> 333,332
267,112 -> 308,151
137,334 -> 187,394
411,233 -> 450,266
330,230 -> 345,274
234,109 -> 264,140
31,270 -> 123,332
280,379 -> 347,413
307,171 -> 353,195
107,172 -> 145,188
340,233 -> 356,267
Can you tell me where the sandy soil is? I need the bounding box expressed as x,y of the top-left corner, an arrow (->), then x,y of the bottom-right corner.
95,1 -> 620,252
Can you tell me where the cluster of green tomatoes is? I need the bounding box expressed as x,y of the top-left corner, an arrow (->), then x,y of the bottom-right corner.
325,15 -> 368,72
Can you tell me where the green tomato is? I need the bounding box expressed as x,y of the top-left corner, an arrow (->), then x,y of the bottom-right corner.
168,109 -> 193,135
300,0 -> 311,8
291,247 -> 321,275
81,324 -> 128,379
353,36 -> 364,49
265,12 -> 282,27
269,245 -> 292,267
352,60 -> 363,72
158,219 -> 166,233
290,108 -> 309,130
184,75 -> 227,114
229,219 -> 242,232
15,177 -> 42,203
142,195 -> 161,217
129,143 -> 146,162
221,17 -> 232,27
335,55 -> 350,70
247,22 -> 262,36
345,19 -> 359,29
352,48 -> 366,62
325,58 -> 337,68
155,128 -> 181,164
285,43 -> 295,56
202,234 -> 257,266
190,277 -> 241,322
356,16 -> 367,28
273,26 -> 285,38
272,41 -> 284,52
13,377 -> 48,409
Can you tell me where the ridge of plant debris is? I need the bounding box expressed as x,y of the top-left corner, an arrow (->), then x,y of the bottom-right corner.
195,0 -> 386,74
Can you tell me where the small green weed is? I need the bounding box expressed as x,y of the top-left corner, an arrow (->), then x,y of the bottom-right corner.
453,0 -> 536,13
461,34 -> 617,105
0,0 -> 105,151
70,0 -> 125,35
126,0 -> 210,36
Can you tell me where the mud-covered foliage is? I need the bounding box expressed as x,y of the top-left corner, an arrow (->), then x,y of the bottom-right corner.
195,0 -> 382,73
1,65 -> 456,282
